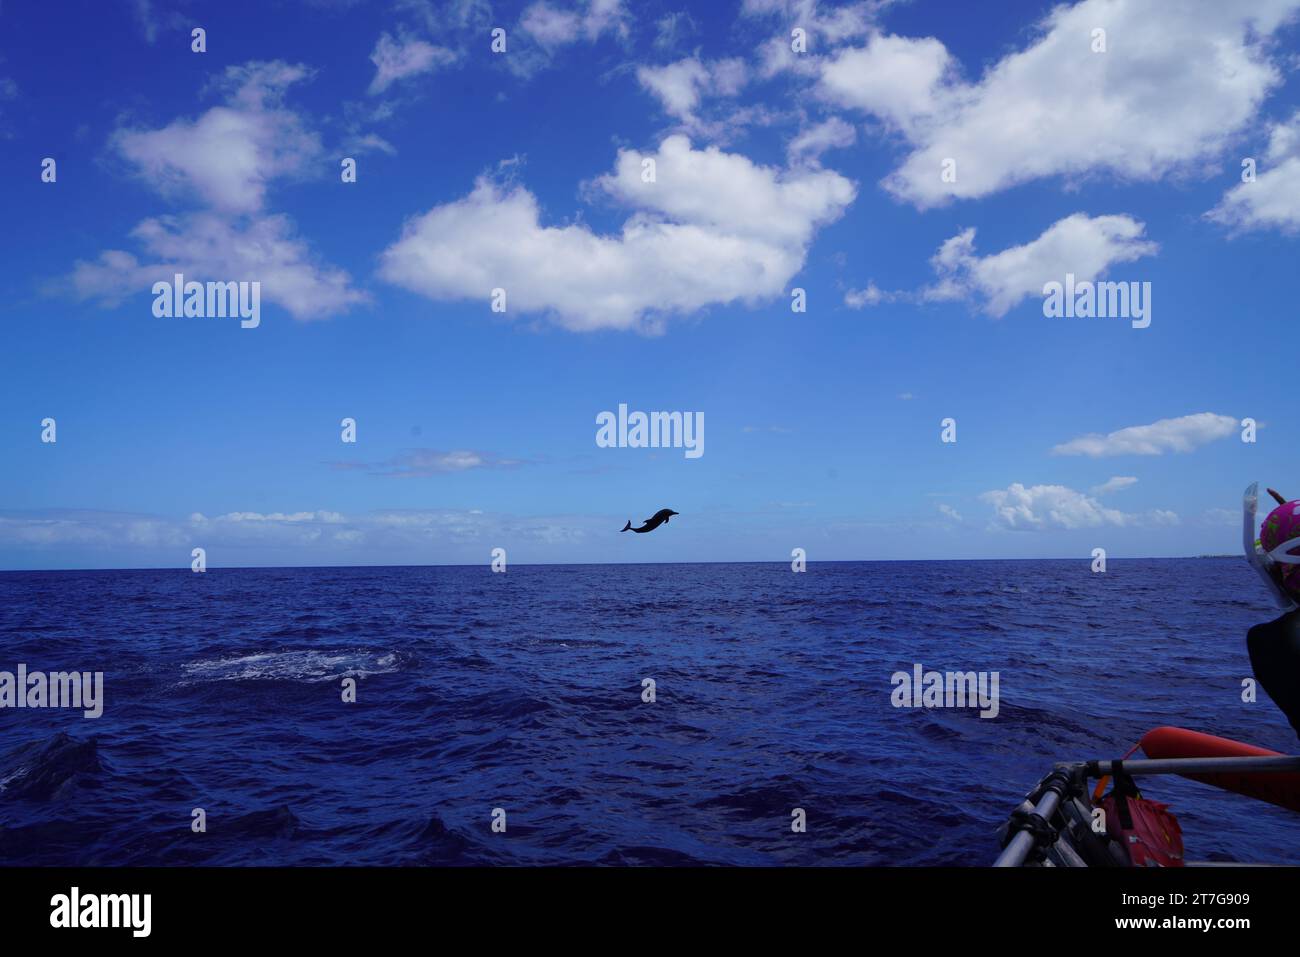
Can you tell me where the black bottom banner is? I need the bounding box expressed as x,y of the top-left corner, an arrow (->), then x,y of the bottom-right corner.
0,865 -> 1286,943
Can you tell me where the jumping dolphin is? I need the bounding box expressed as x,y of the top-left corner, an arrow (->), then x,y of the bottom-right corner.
621,509 -> 679,533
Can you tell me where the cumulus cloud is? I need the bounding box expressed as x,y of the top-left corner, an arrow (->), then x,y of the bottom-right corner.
69,61 -> 365,321
378,134 -> 856,332
1208,111 -> 1300,234
817,33 -> 953,134
981,483 -> 1179,531
821,1 -> 1300,207
983,484 -> 1122,530
937,503 -> 962,522
114,62 -> 320,214
70,213 -> 366,320
637,57 -> 748,126
368,32 -> 457,94
923,213 -> 1157,317
1052,413 -> 1238,457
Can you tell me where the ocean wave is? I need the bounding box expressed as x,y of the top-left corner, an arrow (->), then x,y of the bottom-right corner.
0,732 -> 102,800
180,649 -> 399,683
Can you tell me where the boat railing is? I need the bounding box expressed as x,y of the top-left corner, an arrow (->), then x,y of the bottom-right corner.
994,754 -> 1300,868
1072,754 -> 1300,777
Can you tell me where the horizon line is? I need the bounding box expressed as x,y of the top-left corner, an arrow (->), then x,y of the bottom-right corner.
0,555 -> 1240,573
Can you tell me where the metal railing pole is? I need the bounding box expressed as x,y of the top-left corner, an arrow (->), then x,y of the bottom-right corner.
994,787 -> 1066,868
1079,755 -> 1300,777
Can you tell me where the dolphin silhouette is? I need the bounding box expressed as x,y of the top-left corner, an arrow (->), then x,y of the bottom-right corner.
621,509 -> 678,534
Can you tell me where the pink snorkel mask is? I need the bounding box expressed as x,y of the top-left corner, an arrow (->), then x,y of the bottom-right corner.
1244,482 -> 1300,611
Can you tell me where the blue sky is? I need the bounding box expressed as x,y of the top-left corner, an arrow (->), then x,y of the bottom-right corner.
2,0 -> 1299,568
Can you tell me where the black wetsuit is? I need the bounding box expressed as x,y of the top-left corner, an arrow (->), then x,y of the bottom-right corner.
1247,609 -> 1300,740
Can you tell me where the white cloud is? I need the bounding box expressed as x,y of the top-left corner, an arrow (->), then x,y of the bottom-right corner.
329,448 -> 527,477
195,511 -> 347,524
399,0 -> 496,34
638,59 -> 708,118
0,511 -> 186,548
653,11 -> 697,51
788,116 -> 856,163
345,132 -> 398,156
1090,476 -> 1138,495
519,0 -> 628,48
132,0 -> 160,42
1201,507 -> 1240,528
594,136 -> 852,244
70,61 -> 365,321
981,482 -> 1179,531
818,33 -> 953,134
1052,413 -> 1238,457
368,32 -> 457,94
744,0 -> 884,77
582,0 -> 631,41
840,1 -> 1300,207
1208,111 -> 1300,233
518,1 -> 580,45
983,483 -> 1123,530
0,507 -> 599,556
500,1 -> 631,78
70,213 -> 367,320
397,450 -> 490,473
637,57 -> 748,125
114,62 -> 320,214
923,213 -> 1157,317
130,0 -> 187,44
844,280 -> 894,308
181,511 -> 337,547
378,134 -> 856,332
937,503 -> 962,522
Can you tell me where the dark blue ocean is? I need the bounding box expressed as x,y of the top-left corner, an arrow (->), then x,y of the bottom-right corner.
2,559 -> 1299,866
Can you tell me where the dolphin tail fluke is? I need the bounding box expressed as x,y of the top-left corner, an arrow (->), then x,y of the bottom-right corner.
621,520 -> 632,532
